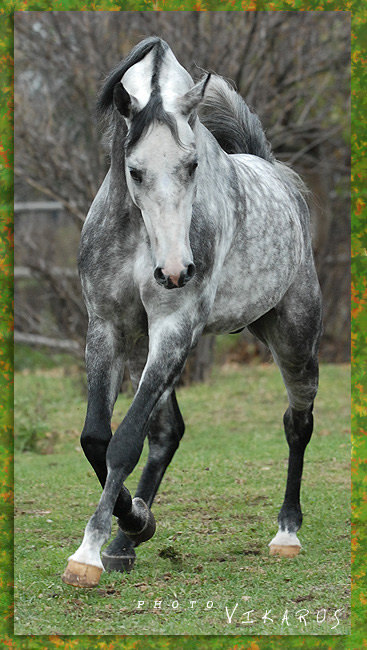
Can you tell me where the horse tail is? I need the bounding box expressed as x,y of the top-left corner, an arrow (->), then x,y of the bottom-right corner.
200,75 -> 308,196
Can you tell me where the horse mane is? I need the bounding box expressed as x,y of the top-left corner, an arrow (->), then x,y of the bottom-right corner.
199,75 -> 308,196
199,75 -> 274,162
98,46 -> 307,195
97,36 -> 168,118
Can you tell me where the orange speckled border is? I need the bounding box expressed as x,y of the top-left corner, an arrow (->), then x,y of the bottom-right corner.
1,3 -> 364,648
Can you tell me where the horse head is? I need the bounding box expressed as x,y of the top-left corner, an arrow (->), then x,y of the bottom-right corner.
112,39 -> 210,289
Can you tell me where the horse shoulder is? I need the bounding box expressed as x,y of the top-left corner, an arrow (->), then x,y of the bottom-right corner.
78,175 -> 147,329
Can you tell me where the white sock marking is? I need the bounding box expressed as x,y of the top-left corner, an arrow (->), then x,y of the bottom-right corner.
269,528 -> 301,547
69,525 -> 105,569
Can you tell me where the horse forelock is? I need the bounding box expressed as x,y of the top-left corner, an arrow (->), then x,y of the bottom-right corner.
98,37 -> 194,153
125,96 -> 182,153
97,37 -> 164,116
123,43 -> 193,153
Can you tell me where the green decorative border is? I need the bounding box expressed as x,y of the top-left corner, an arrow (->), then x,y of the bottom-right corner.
1,2 -> 364,648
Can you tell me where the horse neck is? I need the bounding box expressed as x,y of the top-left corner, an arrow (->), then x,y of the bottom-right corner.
107,120 -> 134,216
196,118 -> 228,167
195,119 -> 231,208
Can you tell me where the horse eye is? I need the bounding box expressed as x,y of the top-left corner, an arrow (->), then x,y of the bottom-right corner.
129,168 -> 143,183
188,161 -> 198,177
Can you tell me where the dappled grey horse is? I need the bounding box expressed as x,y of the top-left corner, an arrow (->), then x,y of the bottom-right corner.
62,37 -> 322,588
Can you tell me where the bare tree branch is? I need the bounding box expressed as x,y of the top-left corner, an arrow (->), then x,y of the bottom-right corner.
15,168 -> 85,224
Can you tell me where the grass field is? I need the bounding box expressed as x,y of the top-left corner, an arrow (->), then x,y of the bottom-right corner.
14,357 -> 350,636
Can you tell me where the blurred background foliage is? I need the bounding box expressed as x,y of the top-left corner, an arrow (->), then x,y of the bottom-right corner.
14,11 -> 350,385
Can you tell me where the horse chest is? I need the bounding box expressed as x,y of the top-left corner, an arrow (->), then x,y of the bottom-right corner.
80,254 -> 147,335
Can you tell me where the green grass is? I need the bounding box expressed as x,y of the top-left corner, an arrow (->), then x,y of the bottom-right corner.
14,343 -> 80,373
14,362 -> 350,635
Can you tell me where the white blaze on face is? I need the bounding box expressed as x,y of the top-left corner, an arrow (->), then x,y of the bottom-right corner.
125,120 -> 197,280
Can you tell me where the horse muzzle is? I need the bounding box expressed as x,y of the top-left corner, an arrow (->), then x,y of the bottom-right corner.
154,263 -> 196,289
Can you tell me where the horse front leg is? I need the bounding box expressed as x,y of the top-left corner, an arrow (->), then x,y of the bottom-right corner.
61,318 -> 128,587
102,390 -> 185,572
102,337 -> 185,572
79,318 -> 125,491
62,325 -> 191,587
78,318 -> 137,524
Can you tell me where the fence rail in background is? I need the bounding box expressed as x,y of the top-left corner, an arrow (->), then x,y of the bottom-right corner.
14,201 -> 63,212
15,267 -> 78,279
15,200 -> 84,356
14,331 -> 82,354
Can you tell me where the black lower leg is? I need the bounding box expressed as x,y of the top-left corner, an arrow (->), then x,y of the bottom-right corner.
96,342 -> 190,573
80,413 -> 134,521
103,393 -> 184,569
135,392 -> 184,507
81,392 -> 157,571
80,416 -> 111,487
278,405 -> 314,533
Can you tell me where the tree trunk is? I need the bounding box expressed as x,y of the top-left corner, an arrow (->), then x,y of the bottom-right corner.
180,335 -> 216,385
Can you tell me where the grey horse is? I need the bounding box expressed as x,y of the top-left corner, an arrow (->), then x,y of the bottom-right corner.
62,37 -> 322,588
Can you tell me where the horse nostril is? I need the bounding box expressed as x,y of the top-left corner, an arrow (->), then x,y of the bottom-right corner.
186,263 -> 196,280
179,263 -> 196,287
155,264 -> 195,289
154,267 -> 167,285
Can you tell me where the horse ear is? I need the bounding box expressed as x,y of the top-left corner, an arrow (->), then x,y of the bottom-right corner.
113,83 -> 138,119
178,74 -> 211,117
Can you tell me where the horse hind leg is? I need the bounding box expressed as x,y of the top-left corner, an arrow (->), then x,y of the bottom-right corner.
269,366 -> 317,558
249,289 -> 322,558
102,391 -> 185,572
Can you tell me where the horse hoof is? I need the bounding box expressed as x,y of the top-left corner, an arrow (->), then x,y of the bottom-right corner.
269,544 -> 301,558
101,547 -> 136,573
62,559 -> 103,587
125,509 -> 156,546
119,498 -> 156,546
